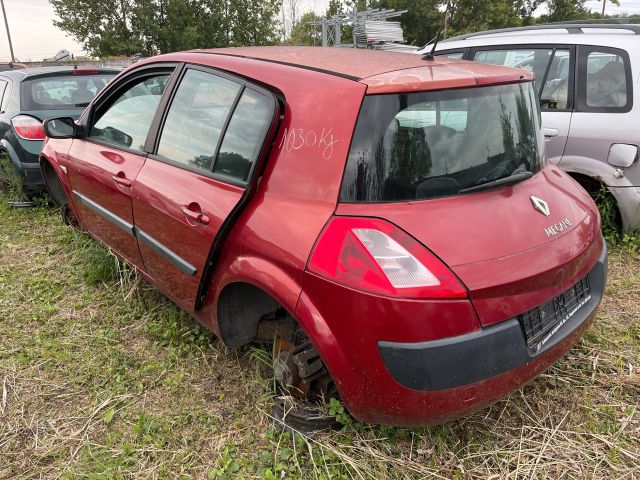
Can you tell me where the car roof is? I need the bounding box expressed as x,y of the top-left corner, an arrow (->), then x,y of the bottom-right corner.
0,65 -> 121,81
421,25 -> 640,53
164,46 -> 534,94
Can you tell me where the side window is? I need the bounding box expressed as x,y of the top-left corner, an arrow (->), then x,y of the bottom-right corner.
89,73 -> 170,151
213,89 -> 272,181
156,69 -> 241,172
435,51 -> 464,60
395,98 -> 468,132
582,50 -> 630,110
540,50 -> 571,110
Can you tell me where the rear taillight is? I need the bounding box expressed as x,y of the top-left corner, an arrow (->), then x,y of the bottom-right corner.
11,115 -> 45,140
308,217 -> 467,299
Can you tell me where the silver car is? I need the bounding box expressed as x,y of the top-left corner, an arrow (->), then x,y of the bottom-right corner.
419,22 -> 640,232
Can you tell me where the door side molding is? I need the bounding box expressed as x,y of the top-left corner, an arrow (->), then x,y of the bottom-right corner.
136,228 -> 197,276
72,190 -> 197,276
72,190 -> 135,236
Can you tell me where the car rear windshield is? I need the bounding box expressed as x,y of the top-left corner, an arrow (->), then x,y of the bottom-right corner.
21,73 -> 116,110
340,82 -> 545,202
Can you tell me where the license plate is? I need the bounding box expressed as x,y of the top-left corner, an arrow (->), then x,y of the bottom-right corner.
519,276 -> 591,353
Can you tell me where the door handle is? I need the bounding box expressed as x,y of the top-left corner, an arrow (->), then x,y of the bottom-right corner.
181,206 -> 210,225
543,128 -> 559,138
112,173 -> 132,187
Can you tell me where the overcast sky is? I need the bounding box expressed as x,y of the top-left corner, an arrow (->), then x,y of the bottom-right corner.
2,0 -> 640,61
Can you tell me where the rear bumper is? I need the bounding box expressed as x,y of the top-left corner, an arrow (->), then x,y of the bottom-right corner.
295,241 -> 607,426
1,138 -> 44,188
21,161 -> 44,187
379,242 -> 607,392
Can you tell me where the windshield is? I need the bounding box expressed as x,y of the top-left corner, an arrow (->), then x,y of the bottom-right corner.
21,73 -> 116,110
340,82 -> 545,202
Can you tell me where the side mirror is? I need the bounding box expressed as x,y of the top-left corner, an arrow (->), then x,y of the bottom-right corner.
608,143 -> 639,168
100,126 -> 133,148
43,117 -> 78,139
540,98 -> 557,109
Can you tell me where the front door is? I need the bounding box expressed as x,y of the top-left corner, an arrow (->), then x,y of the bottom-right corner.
66,71 -> 173,267
132,67 -> 278,310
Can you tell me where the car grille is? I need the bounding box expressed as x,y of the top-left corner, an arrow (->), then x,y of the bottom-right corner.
519,276 -> 592,353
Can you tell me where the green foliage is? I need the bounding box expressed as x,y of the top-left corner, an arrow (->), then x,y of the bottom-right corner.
378,0 -> 445,46
328,397 -> 353,427
371,0 -> 609,47
51,0 -> 283,57
287,11 -> 322,45
536,0 -> 597,22
208,445 -> 241,479
79,241 -> 119,285
446,0 -> 524,38
594,185 -> 620,241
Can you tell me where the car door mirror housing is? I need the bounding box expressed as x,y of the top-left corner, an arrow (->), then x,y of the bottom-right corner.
43,117 -> 79,139
608,143 -> 639,168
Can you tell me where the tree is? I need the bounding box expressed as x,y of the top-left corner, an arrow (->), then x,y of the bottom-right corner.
326,0 -> 344,17
376,0 -> 605,46
516,0 -> 546,25
446,0 -> 524,37
287,11 -> 321,45
50,0 -> 282,57
377,0 -> 444,46
50,0 -> 144,56
600,0 -> 620,18
541,0 -> 594,22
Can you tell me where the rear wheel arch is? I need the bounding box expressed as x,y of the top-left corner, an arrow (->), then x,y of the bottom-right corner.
567,171 -> 622,230
216,281 -> 284,348
210,254 -> 305,347
40,156 -> 69,207
567,171 -> 604,194
213,276 -> 341,362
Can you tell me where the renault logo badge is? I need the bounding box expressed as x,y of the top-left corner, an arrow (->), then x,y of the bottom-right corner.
531,196 -> 550,216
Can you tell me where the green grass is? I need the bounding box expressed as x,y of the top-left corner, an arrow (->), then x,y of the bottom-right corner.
0,152 -> 27,201
0,188 -> 639,479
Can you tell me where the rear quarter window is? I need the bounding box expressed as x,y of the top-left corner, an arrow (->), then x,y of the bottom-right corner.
213,89 -> 273,181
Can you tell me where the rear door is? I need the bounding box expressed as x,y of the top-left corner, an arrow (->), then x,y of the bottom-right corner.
562,46 -> 636,182
132,65 -> 279,310
469,46 -> 575,165
66,67 -> 175,267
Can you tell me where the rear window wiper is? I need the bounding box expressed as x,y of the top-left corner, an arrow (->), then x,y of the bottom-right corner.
460,170 -> 533,194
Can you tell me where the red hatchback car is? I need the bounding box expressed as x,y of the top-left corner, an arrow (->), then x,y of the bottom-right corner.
39,47 -> 607,427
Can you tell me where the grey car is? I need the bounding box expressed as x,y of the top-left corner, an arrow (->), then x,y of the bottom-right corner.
419,21 -> 640,232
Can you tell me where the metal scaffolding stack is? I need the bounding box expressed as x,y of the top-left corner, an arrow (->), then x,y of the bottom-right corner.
307,8 -> 408,48
353,20 -> 405,45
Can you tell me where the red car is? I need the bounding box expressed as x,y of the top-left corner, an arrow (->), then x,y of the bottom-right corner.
40,47 -> 607,427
